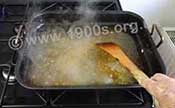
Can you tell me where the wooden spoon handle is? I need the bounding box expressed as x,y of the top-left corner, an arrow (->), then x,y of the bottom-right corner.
96,42 -> 160,107
110,49 -> 160,107
132,69 -> 149,84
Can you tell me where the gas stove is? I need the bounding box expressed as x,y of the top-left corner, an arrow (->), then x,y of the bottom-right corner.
0,0 -> 153,108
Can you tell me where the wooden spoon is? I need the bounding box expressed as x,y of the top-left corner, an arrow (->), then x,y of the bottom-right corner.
96,42 -> 159,107
96,42 -> 149,83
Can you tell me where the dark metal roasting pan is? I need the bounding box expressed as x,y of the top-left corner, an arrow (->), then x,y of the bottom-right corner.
15,11 -> 166,90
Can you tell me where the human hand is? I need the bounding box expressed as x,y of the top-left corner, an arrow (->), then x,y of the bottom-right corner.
141,73 -> 175,108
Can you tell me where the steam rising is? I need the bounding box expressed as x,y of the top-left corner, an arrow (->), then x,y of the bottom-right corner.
16,0 -> 138,87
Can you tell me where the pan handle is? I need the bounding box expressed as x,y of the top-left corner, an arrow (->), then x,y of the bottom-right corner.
0,64 -> 11,69
150,24 -> 164,48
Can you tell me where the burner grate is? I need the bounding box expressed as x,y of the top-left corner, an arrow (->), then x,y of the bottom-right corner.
88,1 -> 119,12
52,89 -> 145,106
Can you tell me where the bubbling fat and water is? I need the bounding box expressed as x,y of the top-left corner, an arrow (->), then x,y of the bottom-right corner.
26,29 -> 139,87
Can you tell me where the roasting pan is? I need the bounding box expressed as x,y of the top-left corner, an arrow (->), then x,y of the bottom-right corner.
15,11 -> 166,89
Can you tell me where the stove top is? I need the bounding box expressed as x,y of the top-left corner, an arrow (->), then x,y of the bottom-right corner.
0,0 -> 153,108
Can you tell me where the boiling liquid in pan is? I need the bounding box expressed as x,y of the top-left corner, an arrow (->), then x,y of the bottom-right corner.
25,27 -> 140,87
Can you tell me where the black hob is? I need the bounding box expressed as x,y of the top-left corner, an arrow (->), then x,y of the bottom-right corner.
0,0 -> 153,108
